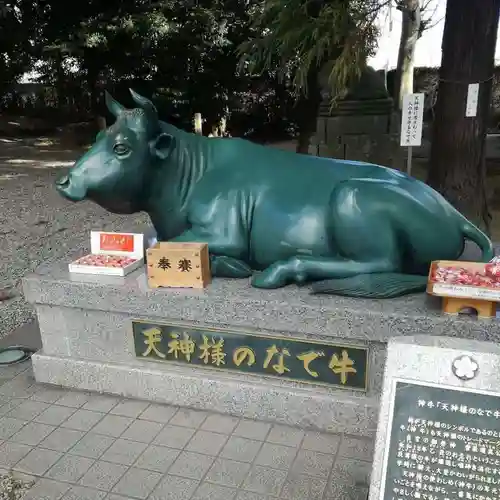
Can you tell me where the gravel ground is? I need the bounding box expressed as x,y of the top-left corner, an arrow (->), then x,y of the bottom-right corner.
0,472 -> 34,499
0,135 -> 297,340
0,148 -> 148,339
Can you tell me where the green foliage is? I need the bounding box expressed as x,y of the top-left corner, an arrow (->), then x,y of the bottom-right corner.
239,0 -> 382,100
24,0 -> 267,128
1,0 -> 390,140
0,0 -> 38,93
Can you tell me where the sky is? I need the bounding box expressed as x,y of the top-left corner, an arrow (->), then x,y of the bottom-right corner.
367,0 -> 500,70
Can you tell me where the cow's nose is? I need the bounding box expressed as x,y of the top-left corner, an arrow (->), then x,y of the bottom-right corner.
56,175 -> 70,187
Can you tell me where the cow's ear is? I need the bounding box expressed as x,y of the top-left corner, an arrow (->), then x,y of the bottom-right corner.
105,91 -> 125,117
151,133 -> 174,161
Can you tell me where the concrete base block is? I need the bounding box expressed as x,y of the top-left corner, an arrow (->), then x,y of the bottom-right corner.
22,251 -> 500,438
32,350 -> 379,436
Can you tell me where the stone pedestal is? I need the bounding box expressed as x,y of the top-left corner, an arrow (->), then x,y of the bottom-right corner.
22,256 -> 500,437
315,98 -> 401,165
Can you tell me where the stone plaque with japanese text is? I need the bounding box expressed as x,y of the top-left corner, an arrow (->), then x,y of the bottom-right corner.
379,379 -> 500,500
132,320 -> 368,390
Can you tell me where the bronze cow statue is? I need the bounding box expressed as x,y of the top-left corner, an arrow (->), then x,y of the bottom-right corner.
55,90 -> 493,298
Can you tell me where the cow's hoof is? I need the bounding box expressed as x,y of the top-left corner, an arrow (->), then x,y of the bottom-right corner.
210,256 -> 252,278
251,265 -> 289,289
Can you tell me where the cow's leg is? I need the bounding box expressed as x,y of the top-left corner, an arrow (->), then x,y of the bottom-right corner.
168,230 -> 252,278
252,180 -> 401,288
251,255 -> 397,288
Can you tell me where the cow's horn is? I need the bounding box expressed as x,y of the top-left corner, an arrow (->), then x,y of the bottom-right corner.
104,91 -> 125,117
129,89 -> 158,121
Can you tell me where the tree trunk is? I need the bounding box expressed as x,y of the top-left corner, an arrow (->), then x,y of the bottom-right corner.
393,0 -> 421,109
295,67 -> 322,154
427,0 -> 500,232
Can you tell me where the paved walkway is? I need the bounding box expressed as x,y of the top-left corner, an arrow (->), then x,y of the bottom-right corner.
0,361 -> 371,500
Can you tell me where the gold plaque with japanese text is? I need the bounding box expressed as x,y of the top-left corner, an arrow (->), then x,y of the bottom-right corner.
132,320 -> 368,391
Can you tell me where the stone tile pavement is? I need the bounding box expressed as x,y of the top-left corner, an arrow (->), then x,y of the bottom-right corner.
0,361 -> 372,500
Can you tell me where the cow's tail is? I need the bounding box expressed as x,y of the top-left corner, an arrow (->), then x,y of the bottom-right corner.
311,273 -> 427,298
311,219 -> 495,299
460,218 -> 494,262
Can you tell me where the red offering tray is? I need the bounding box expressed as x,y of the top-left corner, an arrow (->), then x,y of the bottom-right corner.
427,260 -> 500,317
69,231 -> 144,276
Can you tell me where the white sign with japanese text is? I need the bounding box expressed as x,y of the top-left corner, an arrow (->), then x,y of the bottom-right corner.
466,83 -> 480,117
400,93 -> 425,147
432,283 -> 500,301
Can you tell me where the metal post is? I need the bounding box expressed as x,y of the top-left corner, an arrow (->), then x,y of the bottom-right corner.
193,113 -> 203,135
407,146 -> 413,176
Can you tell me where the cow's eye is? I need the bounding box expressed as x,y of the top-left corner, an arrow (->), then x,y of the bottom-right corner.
113,144 -> 130,156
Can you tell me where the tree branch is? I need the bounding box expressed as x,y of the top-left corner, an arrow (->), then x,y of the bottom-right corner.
420,0 -> 441,34
396,0 -> 419,21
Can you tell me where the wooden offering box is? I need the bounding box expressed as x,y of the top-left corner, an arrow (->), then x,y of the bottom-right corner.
427,260 -> 499,318
147,242 -> 211,289
69,231 -> 144,277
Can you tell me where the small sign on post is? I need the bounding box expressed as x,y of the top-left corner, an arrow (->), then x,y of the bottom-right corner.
466,83 -> 480,117
400,93 -> 425,176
